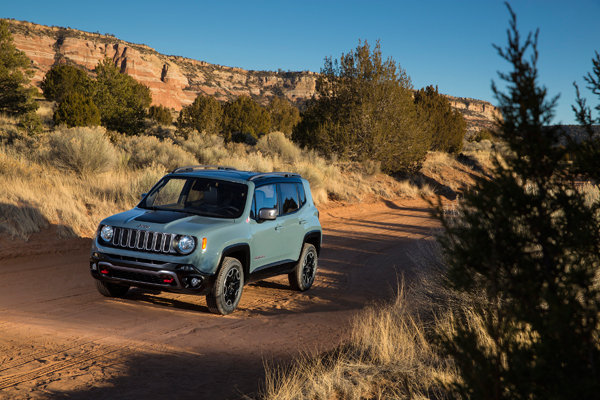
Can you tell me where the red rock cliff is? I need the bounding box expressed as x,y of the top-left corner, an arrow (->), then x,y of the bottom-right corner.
6,18 -> 498,132
6,19 -> 317,111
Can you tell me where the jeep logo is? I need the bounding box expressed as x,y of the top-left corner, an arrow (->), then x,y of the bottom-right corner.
136,224 -> 150,230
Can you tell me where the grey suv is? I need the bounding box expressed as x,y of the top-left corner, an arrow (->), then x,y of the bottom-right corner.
90,166 -> 322,315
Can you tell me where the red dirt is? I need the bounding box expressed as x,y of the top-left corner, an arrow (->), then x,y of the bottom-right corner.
0,198 -> 439,400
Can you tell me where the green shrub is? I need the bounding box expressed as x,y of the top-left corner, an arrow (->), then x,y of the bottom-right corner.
47,126 -> 117,175
176,94 -> 223,138
0,20 -> 39,115
117,135 -> 197,171
148,104 -> 173,126
293,40 -> 428,173
267,96 -> 300,137
53,92 -> 101,128
41,64 -> 94,103
222,95 -> 271,142
414,85 -> 467,154
468,128 -> 495,142
93,57 -> 152,135
18,110 -> 44,135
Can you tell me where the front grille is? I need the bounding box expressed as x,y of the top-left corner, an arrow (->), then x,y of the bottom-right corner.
111,227 -> 175,254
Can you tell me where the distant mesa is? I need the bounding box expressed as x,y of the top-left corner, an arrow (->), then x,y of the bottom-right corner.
5,18 -> 498,130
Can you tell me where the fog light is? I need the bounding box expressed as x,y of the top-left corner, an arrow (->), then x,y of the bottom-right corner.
91,263 -> 97,271
190,277 -> 201,287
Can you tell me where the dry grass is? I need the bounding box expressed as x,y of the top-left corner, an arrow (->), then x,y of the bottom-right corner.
0,121 -> 467,240
259,286 -> 458,400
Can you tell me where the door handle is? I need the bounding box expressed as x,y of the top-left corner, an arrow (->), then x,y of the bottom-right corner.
275,226 -> 284,231
299,219 -> 308,225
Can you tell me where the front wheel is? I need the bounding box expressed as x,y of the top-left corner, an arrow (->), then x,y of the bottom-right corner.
288,243 -> 318,291
95,280 -> 130,297
206,257 -> 244,315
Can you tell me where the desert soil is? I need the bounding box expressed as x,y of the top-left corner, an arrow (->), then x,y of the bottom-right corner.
0,198 -> 440,400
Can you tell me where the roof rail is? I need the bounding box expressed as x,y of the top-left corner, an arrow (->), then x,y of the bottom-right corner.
247,172 -> 301,181
171,165 -> 238,174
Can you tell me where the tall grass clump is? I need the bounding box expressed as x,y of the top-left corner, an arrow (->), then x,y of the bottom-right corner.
260,287 -> 457,400
118,135 -> 197,171
46,126 -> 117,175
174,131 -> 229,165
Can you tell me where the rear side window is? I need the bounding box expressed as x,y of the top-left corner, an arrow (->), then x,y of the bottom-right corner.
296,183 -> 306,207
280,183 -> 299,215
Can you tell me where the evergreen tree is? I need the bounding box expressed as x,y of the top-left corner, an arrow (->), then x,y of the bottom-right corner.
148,104 -> 173,126
0,19 -> 38,115
18,110 -> 43,135
41,64 -> 93,103
438,6 -> 600,399
267,96 -> 300,137
222,95 -> 271,142
93,57 -> 151,135
176,94 -> 222,138
53,92 -> 101,127
414,85 -> 467,154
293,40 -> 428,172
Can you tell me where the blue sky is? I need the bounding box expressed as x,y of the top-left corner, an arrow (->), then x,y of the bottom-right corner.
3,0 -> 599,124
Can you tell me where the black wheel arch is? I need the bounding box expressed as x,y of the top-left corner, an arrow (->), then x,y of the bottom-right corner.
303,230 -> 322,256
220,243 -> 251,282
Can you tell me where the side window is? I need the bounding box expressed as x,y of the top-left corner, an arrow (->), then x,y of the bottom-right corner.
280,183 -> 299,215
250,195 -> 256,220
254,184 -> 278,218
296,183 -> 306,207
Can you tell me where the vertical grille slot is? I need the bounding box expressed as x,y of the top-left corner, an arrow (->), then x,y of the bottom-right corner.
107,228 -> 176,254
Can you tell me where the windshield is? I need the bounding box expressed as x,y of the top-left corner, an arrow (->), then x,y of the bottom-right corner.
140,177 -> 248,219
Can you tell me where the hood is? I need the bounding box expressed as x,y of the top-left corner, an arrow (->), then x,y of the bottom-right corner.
100,209 -> 234,236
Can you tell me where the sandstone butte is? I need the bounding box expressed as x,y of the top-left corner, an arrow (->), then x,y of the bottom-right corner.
6,19 -> 499,131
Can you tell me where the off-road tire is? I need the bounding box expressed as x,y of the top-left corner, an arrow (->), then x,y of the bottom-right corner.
95,279 -> 130,297
288,243 -> 318,291
206,257 -> 244,315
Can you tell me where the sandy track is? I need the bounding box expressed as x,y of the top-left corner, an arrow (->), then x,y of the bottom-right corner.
0,199 -> 438,400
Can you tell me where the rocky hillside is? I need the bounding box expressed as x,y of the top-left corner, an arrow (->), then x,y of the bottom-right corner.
6,19 -> 499,130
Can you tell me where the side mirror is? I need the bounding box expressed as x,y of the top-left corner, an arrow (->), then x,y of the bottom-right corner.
141,192 -> 147,200
258,207 -> 278,221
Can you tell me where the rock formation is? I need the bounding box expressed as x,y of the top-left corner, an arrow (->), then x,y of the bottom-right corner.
6,19 -> 498,131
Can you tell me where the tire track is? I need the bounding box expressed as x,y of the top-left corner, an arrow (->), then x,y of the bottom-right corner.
0,344 -> 133,390
0,339 -> 96,374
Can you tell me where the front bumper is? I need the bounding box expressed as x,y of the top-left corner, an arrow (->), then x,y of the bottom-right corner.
90,252 -> 215,295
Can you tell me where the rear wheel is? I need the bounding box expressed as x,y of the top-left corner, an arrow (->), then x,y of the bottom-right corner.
288,243 -> 318,291
95,279 -> 130,297
206,257 -> 244,315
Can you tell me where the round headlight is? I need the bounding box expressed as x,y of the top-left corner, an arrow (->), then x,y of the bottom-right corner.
100,225 -> 113,242
177,235 -> 195,254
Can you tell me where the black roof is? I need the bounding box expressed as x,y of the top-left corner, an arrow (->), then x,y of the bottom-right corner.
168,165 -> 301,183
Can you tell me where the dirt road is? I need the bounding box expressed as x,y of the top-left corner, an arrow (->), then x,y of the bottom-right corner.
0,199 -> 438,400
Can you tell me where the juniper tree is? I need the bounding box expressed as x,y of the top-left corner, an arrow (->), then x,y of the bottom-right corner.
437,6 -> 600,399
222,95 -> 270,142
293,40 -> 428,172
93,57 -> 151,135
148,104 -> 173,126
176,94 -> 222,138
41,64 -> 94,103
53,92 -> 101,128
414,85 -> 467,154
0,20 -> 38,114
267,96 -> 300,137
